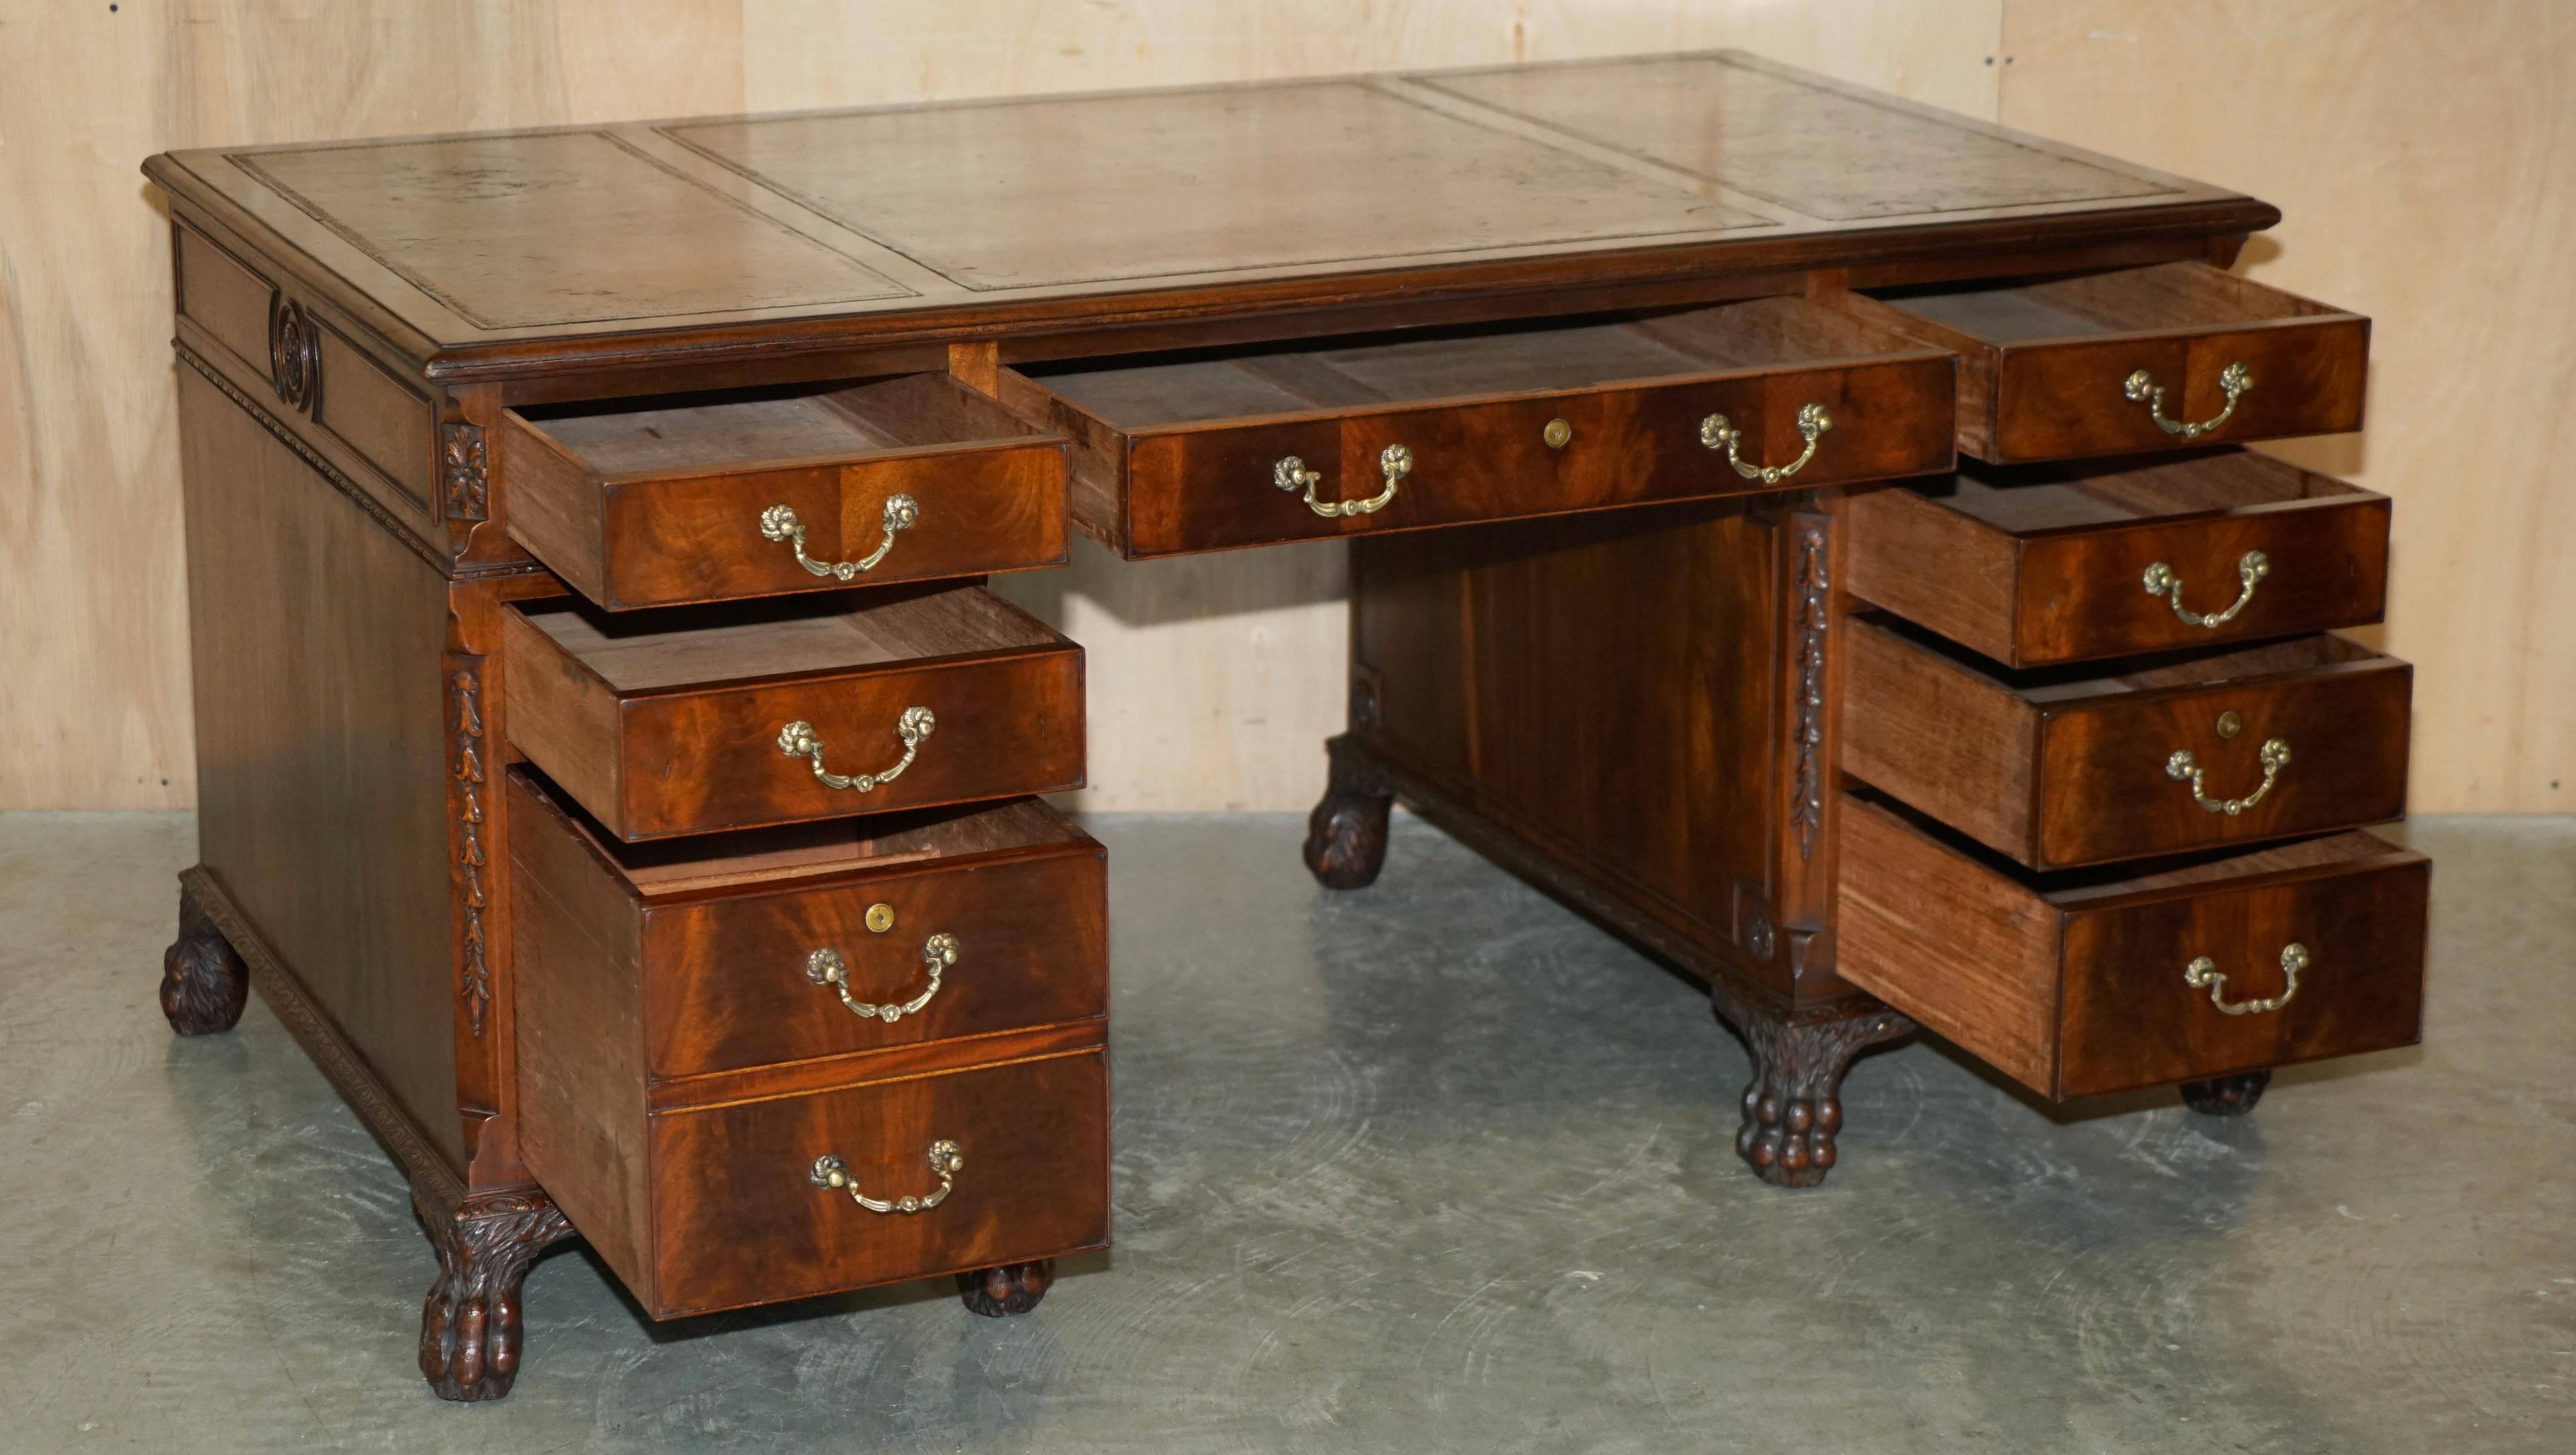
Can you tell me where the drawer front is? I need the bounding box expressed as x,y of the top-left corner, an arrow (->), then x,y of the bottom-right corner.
1117,356 -> 1953,556
2059,851 -> 2428,1098
645,844 -> 1108,1077
2036,656 -> 2412,867
505,374 -> 1070,610
1844,452 -> 2392,669
619,650 -> 1085,838
1838,797 -> 2428,1101
1841,619 -> 2411,871
587,441 -> 1067,610
2015,496 -> 2390,664
1990,320 -> 2367,462
649,1050 -> 1108,1317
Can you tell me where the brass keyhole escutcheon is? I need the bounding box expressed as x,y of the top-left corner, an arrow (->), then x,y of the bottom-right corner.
2216,711 -> 2244,740
866,902 -> 896,934
1543,417 -> 1573,448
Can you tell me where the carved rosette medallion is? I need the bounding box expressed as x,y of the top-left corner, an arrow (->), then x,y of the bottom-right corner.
1790,523 -> 1829,860
442,422 -> 489,523
268,295 -> 320,413
450,665 -> 492,1036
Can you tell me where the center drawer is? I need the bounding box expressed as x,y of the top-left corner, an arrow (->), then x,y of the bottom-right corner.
1842,621 -> 2411,871
503,583 -> 1084,840
1000,296 -> 1956,556
504,373 -> 1070,611
510,770 -> 1110,1319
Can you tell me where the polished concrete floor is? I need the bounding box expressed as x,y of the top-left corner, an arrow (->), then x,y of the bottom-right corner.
0,811 -> 2569,1453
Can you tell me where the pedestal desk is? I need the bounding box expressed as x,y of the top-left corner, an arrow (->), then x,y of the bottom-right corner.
144,51 -> 2427,1402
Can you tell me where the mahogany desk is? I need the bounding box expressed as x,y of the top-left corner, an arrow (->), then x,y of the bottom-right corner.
142,51 -> 2426,1402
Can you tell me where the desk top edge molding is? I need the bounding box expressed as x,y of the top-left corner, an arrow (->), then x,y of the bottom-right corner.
142,48 -> 2276,389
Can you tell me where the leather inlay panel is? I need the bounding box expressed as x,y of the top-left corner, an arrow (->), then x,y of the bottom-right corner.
1425,54 -> 2178,221
662,82 -> 1775,291
233,131 -> 914,329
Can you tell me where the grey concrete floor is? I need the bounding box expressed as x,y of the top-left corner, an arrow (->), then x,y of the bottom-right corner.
0,811 -> 2569,1453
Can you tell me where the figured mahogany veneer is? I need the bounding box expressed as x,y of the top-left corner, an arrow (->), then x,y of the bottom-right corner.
1005,296 -> 1955,556
1843,448 -> 2391,668
1836,799 -> 2427,1100
1842,623 -> 2411,870
502,584 -> 1084,840
510,770 -> 1110,1318
508,775 -> 1107,1078
505,374 -> 1068,611
1831,262 -> 2369,463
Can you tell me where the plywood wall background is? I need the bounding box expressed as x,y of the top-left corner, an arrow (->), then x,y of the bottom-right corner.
5,1 -> 2568,813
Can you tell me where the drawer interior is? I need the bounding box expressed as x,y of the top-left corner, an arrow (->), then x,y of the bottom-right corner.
1871,262 -> 2346,346
527,775 -> 1087,898
1892,620 -> 2387,706
1020,296 -> 1926,426
512,373 -> 1048,478
511,582 -> 1066,694
1909,449 -> 2377,536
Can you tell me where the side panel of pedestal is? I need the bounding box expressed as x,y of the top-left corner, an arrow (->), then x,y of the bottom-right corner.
1351,500 -> 1817,998
177,363 -> 466,1169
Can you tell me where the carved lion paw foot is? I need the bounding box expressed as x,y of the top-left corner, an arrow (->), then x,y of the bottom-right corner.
161,882 -> 248,1036
1303,739 -> 1393,890
958,1259 -> 1053,1317
1737,1084 -> 1845,1187
418,1192 -> 573,1402
2180,1069 -> 2271,1117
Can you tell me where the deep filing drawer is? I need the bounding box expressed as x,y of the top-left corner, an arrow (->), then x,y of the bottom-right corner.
1841,621 -> 2411,871
1828,262 -> 2367,463
1001,296 -> 1955,557
1836,796 -> 2428,1101
1844,449 -> 2391,668
504,373 -> 1069,611
509,769 -> 1111,1321
502,583 -> 1084,840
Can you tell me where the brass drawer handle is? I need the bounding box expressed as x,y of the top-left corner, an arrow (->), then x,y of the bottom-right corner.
809,1141 -> 963,1214
805,933 -> 958,1023
759,496 -> 919,580
2165,736 -> 2291,815
1275,444 -> 1408,518
2122,360 -> 2252,440
1700,403 -> 1832,486
2143,549 -> 2269,629
2184,942 -> 2309,1016
777,707 -> 936,792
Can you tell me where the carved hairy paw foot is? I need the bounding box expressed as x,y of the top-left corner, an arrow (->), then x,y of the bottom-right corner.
2181,1069 -> 2271,1117
161,882 -> 248,1035
1303,739 -> 1393,890
1715,987 -> 1914,1189
419,1191 -> 574,1402
958,1259 -> 1053,1317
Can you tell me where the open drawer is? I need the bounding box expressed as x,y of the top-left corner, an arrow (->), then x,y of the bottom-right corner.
1837,796 -> 2427,1101
1844,448 -> 2391,668
1842,621 -> 2411,871
1829,262 -> 2367,463
504,374 -> 1068,610
503,584 -> 1084,840
999,296 -> 1956,556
